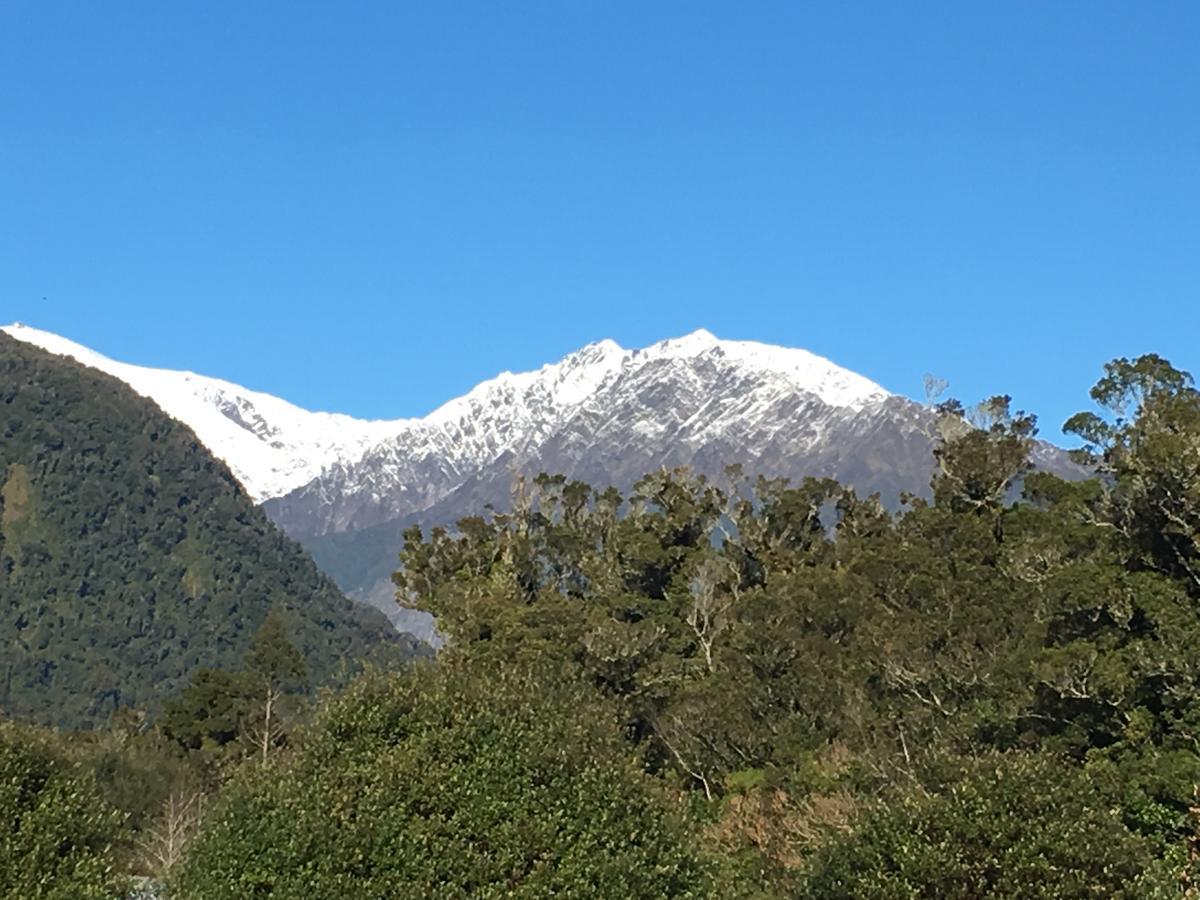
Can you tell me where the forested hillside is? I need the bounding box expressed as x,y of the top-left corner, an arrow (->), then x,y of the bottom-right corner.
7,351 -> 1200,898
0,333 -> 423,729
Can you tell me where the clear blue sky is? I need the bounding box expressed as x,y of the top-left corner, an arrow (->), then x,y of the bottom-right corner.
3,2 -> 1197,437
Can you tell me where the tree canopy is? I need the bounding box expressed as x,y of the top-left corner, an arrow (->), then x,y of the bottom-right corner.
0,720 -> 126,899
380,353 -> 1200,893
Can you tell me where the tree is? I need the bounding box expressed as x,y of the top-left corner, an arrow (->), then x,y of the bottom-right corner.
1065,354 -> 1200,592
160,668 -> 252,758
135,786 -> 205,879
242,610 -> 308,767
931,395 -> 1038,514
159,612 -> 310,772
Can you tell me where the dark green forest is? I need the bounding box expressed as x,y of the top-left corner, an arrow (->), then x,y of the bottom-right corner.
7,350 -> 1200,897
0,333 -> 424,729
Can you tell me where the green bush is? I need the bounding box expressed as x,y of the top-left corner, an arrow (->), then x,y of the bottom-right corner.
171,663 -> 717,899
796,753 -> 1175,899
0,722 -> 126,900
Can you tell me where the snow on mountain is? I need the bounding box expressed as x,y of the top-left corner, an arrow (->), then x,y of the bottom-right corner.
262,331 -> 894,537
4,324 -> 889,515
1,322 -> 401,502
631,329 -> 888,410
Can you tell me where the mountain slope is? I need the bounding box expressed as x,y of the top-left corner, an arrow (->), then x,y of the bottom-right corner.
265,335 -> 938,640
276,335 -> 1083,643
0,333 -> 422,728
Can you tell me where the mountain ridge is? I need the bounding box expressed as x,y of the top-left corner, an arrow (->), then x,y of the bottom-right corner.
6,322 -> 1078,645
2,323 -> 404,502
262,331 -> 906,540
3,323 -> 895,515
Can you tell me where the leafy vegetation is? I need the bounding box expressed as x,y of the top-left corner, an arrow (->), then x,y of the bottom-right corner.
0,720 -> 126,899
796,753 -> 1172,899
380,355 -> 1200,894
7,349 -> 1200,897
170,661 -> 717,899
0,333 -> 425,729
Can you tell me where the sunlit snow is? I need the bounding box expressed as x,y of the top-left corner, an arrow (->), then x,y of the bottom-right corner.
3,324 -> 890,505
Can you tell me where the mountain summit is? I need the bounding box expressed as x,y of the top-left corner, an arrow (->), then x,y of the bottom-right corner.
262,329 -> 903,543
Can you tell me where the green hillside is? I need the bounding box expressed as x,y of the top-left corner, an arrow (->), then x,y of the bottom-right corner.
0,333 -> 422,729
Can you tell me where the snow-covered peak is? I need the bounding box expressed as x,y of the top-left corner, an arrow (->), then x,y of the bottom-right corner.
423,329 -> 887,425
640,328 -> 721,357
627,329 -> 887,408
706,336 -> 889,409
2,322 -> 402,502
630,329 -> 891,409
424,337 -> 629,428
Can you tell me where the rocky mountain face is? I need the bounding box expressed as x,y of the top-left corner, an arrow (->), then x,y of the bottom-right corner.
4,324 -> 1079,643
258,331 -> 955,640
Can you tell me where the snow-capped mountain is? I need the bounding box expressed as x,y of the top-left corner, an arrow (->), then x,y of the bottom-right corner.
6,321 -> 908,509
3,323 -> 895,519
264,329 -> 898,538
1,322 -> 401,502
258,329 -> 937,641
279,333 -> 951,642
7,322 -> 1072,642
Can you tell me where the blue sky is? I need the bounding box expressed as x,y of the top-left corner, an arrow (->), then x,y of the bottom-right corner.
2,2 -> 1197,437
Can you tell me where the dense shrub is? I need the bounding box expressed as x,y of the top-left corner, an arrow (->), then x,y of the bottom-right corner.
795,753 -> 1175,899
171,663 -> 718,899
0,722 -> 125,899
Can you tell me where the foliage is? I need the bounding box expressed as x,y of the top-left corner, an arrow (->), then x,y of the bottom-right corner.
160,668 -> 255,757
931,394 -> 1038,513
9,344 -> 1200,896
1065,354 -> 1200,591
795,752 -> 1173,899
243,608 -> 309,692
158,612 -> 313,778
0,333 -> 425,729
0,720 -> 126,900
171,661 -> 719,899
385,352 -> 1200,892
